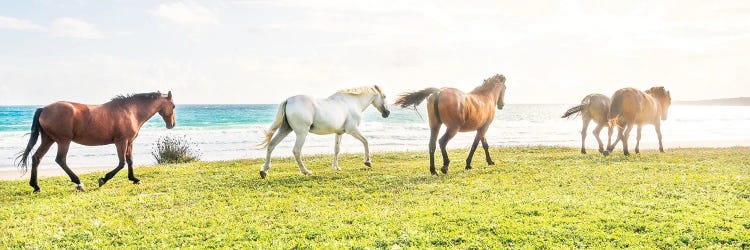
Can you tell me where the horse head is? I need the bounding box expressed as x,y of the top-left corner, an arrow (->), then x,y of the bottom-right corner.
372,85 -> 390,118
158,91 -> 176,129
646,86 -> 671,120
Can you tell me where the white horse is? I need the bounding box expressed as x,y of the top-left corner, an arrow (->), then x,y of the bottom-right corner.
258,85 -> 390,178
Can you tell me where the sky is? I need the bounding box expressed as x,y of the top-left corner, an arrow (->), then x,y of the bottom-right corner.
1,0 -> 749,105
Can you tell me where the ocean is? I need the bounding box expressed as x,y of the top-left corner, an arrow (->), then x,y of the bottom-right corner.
1,104 -> 749,170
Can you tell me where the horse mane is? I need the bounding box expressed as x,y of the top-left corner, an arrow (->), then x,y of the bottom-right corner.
110,92 -> 162,105
645,86 -> 668,98
471,74 -> 506,94
336,86 -> 383,96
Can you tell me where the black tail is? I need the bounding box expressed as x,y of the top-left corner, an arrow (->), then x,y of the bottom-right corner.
561,105 -> 583,119
15,108 -> 43,173
394,87 -> 441,109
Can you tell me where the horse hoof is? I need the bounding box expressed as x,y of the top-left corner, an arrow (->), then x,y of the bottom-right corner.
259,171 -> 267,179
487,161 -> 495,166
98,178 -> 106,187
441,167 -> 449,174
624,152 -> 630,156
602,151 -> 610,156
76,186 -> 85,192
430,170 -> 438,175
132,180 -> 141,185
465,165 -> 472,170
33,188 -> 40,193
581,150 -> 587,154
301,170 -> 312,175
364,161 -> 371,167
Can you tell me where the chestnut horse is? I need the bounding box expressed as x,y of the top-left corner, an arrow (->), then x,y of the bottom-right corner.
561,93 -> 612,155
395,74 -> 506,175
606,87 -> 671,155
16,91 -> 176,192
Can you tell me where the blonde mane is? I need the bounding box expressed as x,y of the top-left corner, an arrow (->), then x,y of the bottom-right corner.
336,86 -> 383,96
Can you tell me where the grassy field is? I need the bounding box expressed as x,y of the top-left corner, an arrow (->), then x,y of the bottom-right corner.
1,146 -> 749,248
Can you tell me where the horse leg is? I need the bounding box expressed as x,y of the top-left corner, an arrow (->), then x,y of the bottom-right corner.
260,126 -> 292,178
581,116 -> 591,154
622,123 -> 634,156
126,141 -> 139,184
635,125 -> 642,154
347,129 -> 371,167
29,136 -> 53,193
604,125 -> 613,156
465,135 -> 480,170
428,126 -> 440,175
332,133 -> 342,171
655,123 -> 664,153
54,140 -> 84,191
467,126 -> 490,169
608,126 -> 622,152
99,140 -> 127,187
292,130 -> 312,175
438,128 -> 458,174
481,137 -> 494,165
592,123 -> 605,154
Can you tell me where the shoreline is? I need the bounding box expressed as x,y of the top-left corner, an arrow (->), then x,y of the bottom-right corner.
2,143 -> 748,181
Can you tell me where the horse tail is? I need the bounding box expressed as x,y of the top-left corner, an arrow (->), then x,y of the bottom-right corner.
258,101 -> 288,149
394,87 -> 441,109
561,105 -> 583,119
608,95 -> 623,129
15,108 -> 43,173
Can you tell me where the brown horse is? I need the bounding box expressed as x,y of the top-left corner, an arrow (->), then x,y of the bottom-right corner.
395,74 -> 506,175
606,87 -> 671,155
16,91 -> 176,192
561,93 -> 612,155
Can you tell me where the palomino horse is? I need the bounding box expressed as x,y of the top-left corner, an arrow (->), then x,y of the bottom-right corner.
561,93 -> 612,155
16,92 -> 176,192
258,86 -> 390,178
394,74 -> 506,175
606,87 -> 671,155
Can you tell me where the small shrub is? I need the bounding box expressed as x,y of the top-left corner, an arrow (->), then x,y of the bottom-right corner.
151,135 -> 201,164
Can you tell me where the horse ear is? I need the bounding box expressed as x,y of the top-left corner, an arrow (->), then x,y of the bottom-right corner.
167,91 -> 172,99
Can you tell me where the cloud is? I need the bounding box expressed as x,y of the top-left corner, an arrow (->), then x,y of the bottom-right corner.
0,16 -> 45,31
49,17 -> 104,39
152,2 -> 219,25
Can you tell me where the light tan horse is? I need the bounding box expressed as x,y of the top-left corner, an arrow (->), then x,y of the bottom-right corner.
16,92 -> 176,192
395,74 -> 506,175
606,87 -> 672,155
561,94 -> 612,155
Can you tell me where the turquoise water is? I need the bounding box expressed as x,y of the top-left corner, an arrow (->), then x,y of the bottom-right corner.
0,104 -> 418,132
2,104 -> 750,170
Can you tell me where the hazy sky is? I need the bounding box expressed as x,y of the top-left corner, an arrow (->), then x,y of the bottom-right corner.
1,0 -> 749,105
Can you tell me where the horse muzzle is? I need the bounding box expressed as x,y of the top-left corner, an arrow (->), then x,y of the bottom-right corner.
382,110 -> 391,118
166,122 -> 175,129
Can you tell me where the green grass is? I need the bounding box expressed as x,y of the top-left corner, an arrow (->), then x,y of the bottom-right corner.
1,146 -> 749,249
